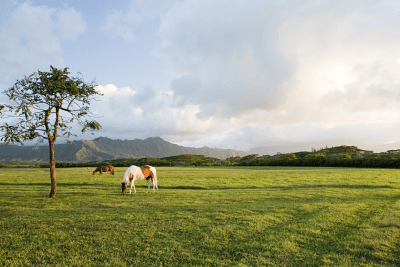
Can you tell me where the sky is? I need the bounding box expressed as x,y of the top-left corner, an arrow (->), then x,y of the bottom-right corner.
1,0 -> 400,153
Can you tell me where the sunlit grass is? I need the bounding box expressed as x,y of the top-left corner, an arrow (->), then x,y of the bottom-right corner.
1,167 -> 400,266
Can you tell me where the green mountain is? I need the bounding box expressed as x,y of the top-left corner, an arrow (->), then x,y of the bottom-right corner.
0,137 -> 249,163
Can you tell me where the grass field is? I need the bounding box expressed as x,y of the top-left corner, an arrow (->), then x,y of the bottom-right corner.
1,166 -> 400,266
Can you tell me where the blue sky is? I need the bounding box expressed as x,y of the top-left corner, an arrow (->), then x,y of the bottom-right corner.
1,0 -> 400,152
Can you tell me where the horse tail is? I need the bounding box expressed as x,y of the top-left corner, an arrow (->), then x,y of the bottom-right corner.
110,166 -> 114,175
151,168 -> 158,190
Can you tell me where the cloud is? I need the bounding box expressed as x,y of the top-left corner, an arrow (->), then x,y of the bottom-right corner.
0,1 -> 86,96
321,61 -> 400,113
155,0 -> 297,118
99,0 -> 175,42
177,121 -> 400,152
100,9 -> 137,42
91,84 -> 176,137
91,0 -> 400,150
274,0 -> 400,122
92,83 -> 243,142
150,0 -> 400,148
4,0 -> 399,152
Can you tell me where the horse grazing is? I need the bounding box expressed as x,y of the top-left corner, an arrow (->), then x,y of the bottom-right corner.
93,165 -> 115,175
121,165 -> 158,194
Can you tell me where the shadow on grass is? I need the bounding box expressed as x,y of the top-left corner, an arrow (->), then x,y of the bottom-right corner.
156,184 -> 395,190
277,184 -> 394,190
0,183 -> 395,191
0,182 -> 116,187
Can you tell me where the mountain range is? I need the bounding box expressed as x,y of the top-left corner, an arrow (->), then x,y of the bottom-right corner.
2,136 -> 399,164
0,137 -> 250,163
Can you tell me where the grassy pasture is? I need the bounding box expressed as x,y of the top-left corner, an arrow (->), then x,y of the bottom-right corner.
1,167 -> 400,266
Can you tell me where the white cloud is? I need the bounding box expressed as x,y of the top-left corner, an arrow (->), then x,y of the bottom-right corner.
90,0 -> 400,151
90,84 -> 175,137
55,6 -> 87,40
100,9 -> 137,42
91,83 -> 242,142
150,0 -> 400,148
96,84 -> 126,95
99,0 -> 175,42
0,2 -> 86,95
156,0 -> 297,118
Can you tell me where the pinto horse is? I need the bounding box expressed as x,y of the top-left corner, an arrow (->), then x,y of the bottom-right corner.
121,165 -> 158,194
93,165 -> 115,175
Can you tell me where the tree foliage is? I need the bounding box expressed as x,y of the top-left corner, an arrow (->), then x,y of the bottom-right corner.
0,66 -> 102,145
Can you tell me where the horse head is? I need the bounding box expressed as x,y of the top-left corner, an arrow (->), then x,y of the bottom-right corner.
121,182 -> 127,195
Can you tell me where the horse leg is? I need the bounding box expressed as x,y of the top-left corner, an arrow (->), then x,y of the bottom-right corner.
129,180 -> 134,194
146,179 -> 151,193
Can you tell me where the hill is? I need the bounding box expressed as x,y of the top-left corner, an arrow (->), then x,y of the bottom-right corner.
224,145 -> 400,168
0,137 -> 249,163
249,141 -> 400,155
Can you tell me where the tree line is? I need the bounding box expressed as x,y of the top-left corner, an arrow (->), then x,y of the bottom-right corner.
224,145 -> 400,168
3,145 -> 400,169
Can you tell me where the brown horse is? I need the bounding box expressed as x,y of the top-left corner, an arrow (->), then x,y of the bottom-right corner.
93,165 -> 115,175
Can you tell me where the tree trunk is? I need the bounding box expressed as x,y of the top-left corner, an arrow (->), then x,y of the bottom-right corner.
49,140 -> 56,198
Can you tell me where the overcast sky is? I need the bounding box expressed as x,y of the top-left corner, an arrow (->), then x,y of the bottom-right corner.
1,0 -> 400,152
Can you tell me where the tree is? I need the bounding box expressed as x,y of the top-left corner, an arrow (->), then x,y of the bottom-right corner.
0,66 -> 102,198
285,153 -> 297,160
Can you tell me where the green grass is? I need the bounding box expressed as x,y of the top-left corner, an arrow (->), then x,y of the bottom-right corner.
1,167 -> 400,266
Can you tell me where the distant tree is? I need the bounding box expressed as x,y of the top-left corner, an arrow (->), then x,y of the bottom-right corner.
342,153 -> 352,160
285,153 -> 297,160
0,66 -> 102,198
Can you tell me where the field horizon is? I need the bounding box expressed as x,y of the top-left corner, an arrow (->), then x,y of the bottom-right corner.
1,166 -> 400,266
